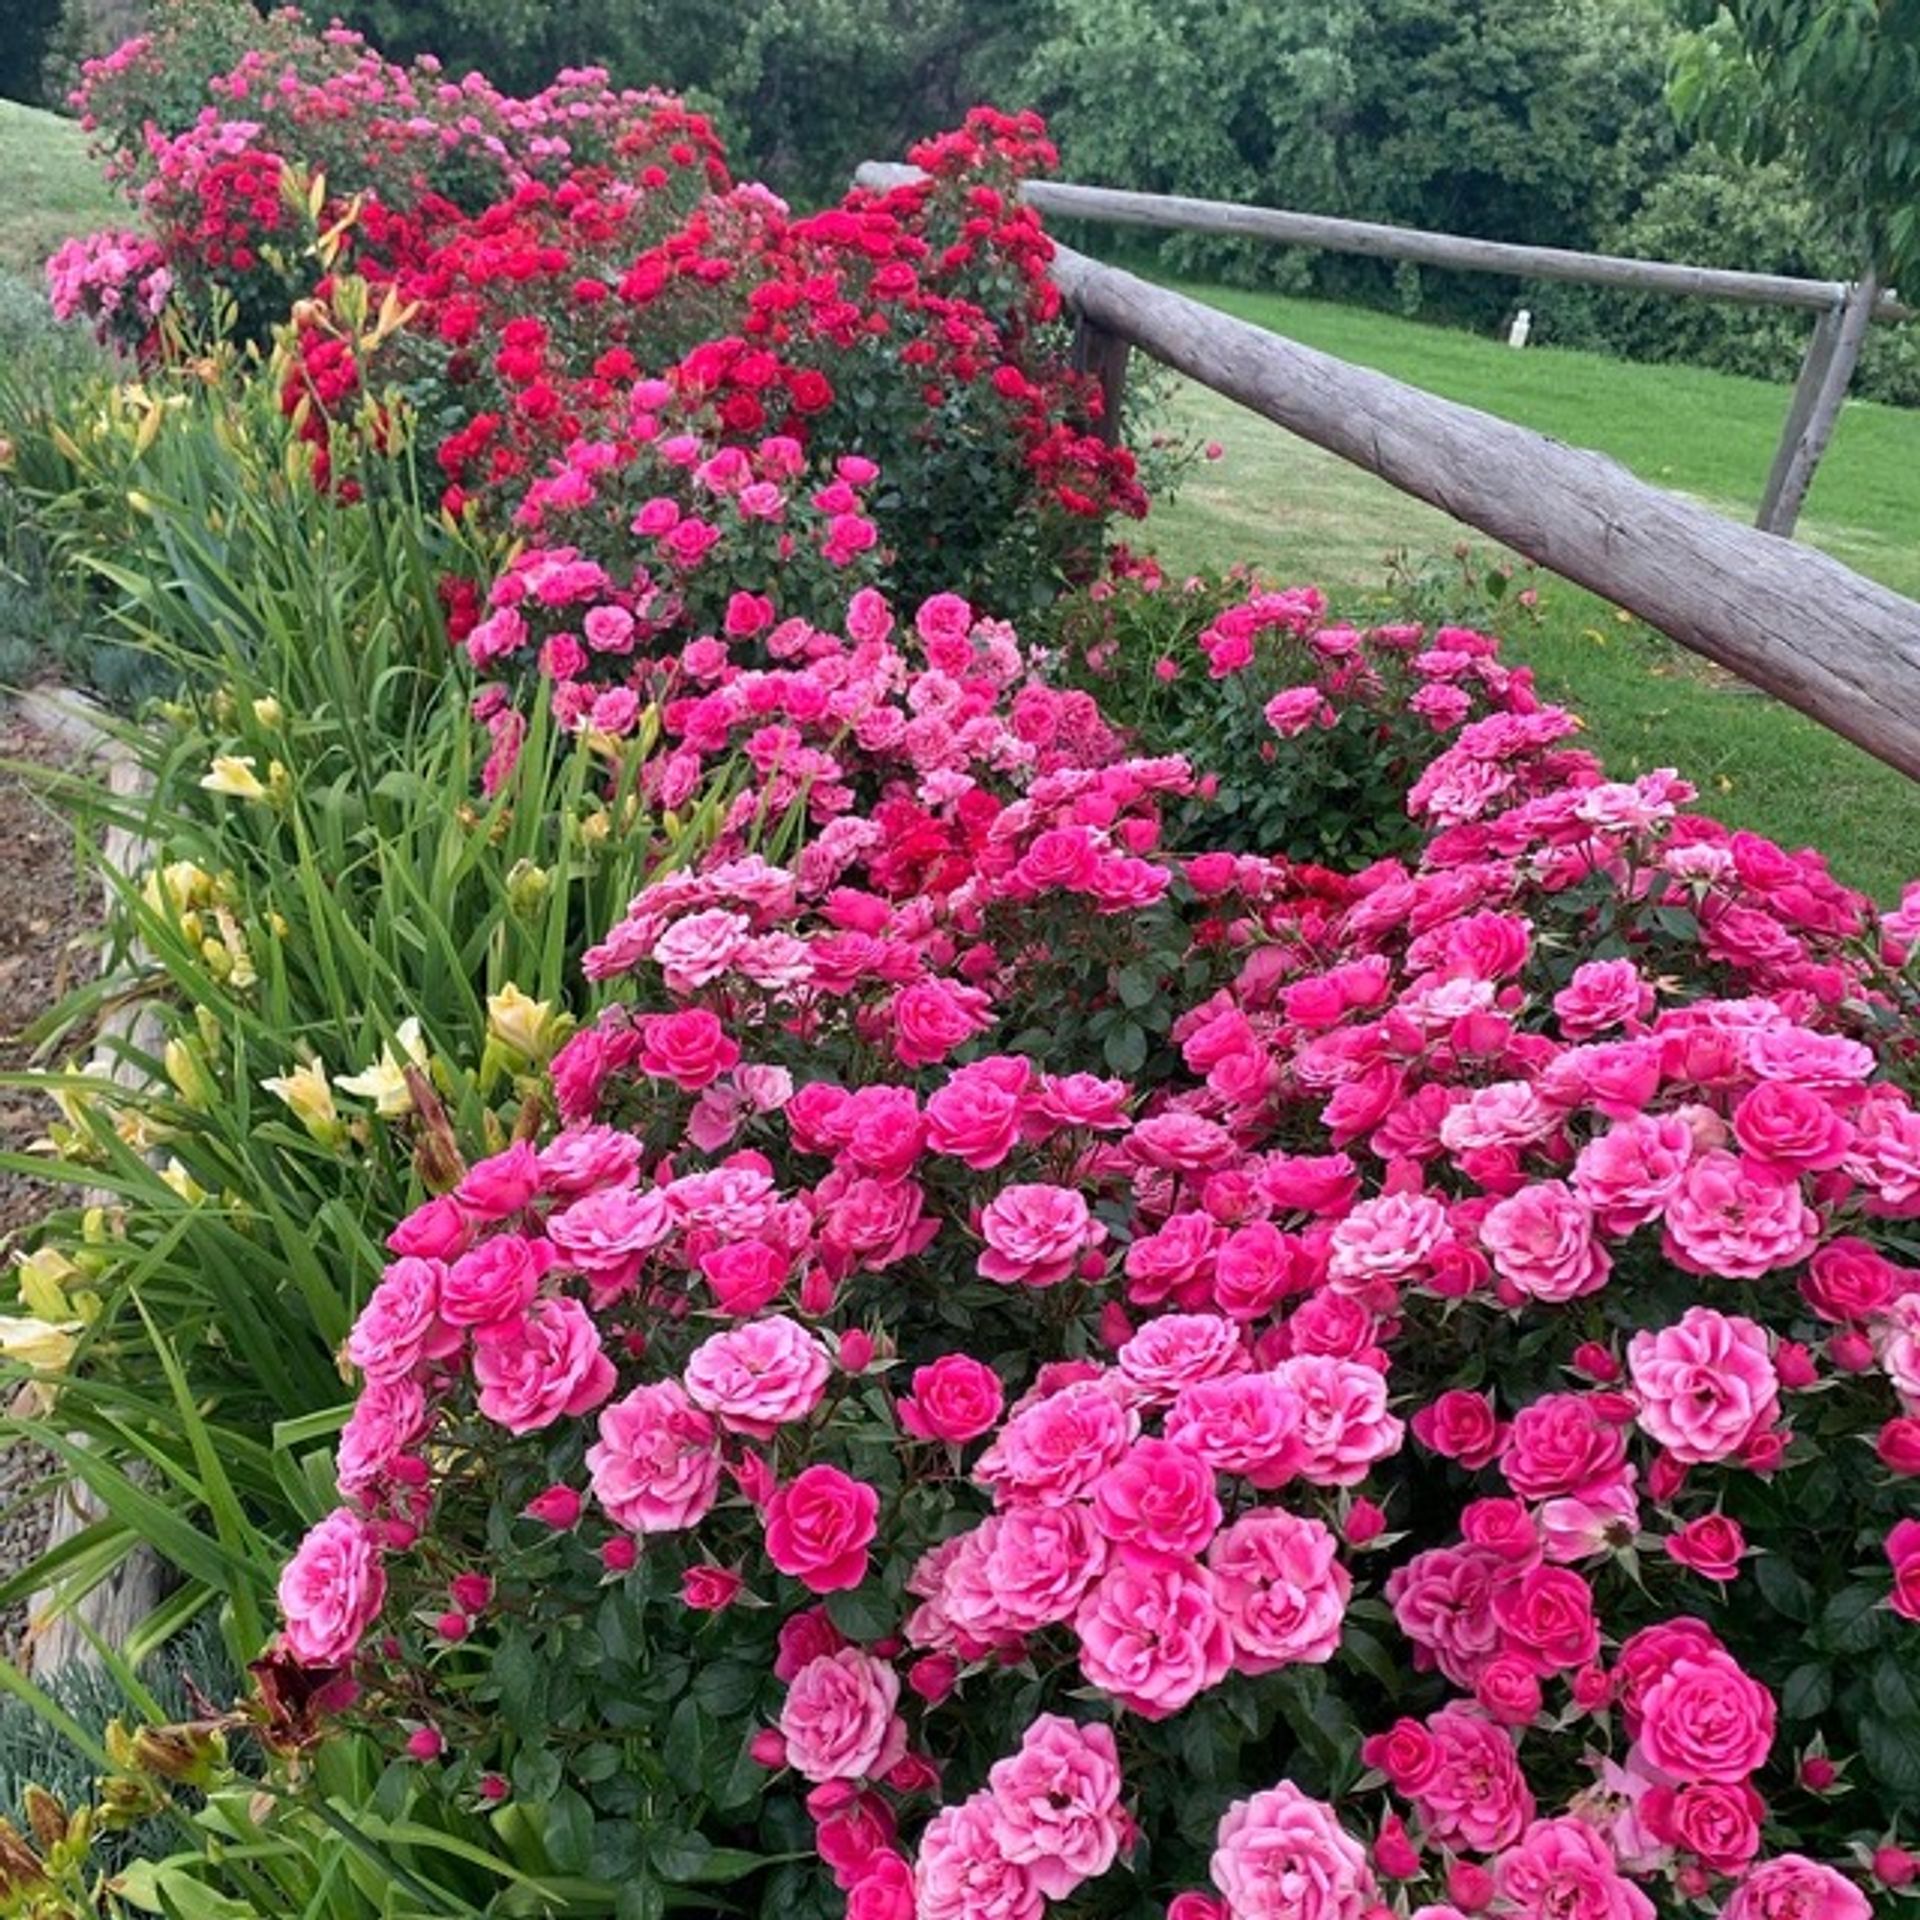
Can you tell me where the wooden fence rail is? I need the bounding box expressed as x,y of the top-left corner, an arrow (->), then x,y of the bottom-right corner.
856,163 -> 1908,540
854,163 -> 1920,783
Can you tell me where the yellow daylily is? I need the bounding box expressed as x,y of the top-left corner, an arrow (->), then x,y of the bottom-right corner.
486,984 -> 557,1062
199,756 -> 268,801
261,1058 -> 346,1147
0,1316 -> 80,1376
337,1018 -> 429,1118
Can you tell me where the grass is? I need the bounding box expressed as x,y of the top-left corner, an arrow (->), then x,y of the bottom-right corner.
1140,280 -> 1920,900
0,99 -> 121,276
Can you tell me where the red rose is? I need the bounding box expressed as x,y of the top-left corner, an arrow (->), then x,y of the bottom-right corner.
1412,1389 -> 1504,1469
1665,1514 -> 1747,1582
764,1465 -> 879,1593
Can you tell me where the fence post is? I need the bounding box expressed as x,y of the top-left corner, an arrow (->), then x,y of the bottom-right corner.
1071,311 -> 1131,446
1756,268 -> 1879,539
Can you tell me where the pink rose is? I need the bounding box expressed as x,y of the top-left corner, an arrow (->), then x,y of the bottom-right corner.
442,1234 -> 553,1329
1117,1314 -> 1249,1403
1662,1152 -> 1820,1279
1500,1394 -> 1628,1500
925,1057 -> 1031,1169
1629,1307 -> 1779,1464
778,1647 -> 906,1783
1328,1192 -> 1450,1290
1665,1513 -> 1746,1581
454,1142 -> 541,1219
1386,1546 -> 1502,1687
915,1796 -> 1041,1920
1211,1782 -> 1376,1920
1722,1857 -> 1870,1920
1408,1708 -> 1535,1853
699,1240 -> 791,1317
278,1508 -> 386,1666
651,909 -> 750,991
637,1008 -> 741,1091
1489,1566 -> 1600,1674
978,1183 -> 1105,1288
1075,1557 -> 1232,1719
472,1297 -> 615,1434
1571,1116 -> 1694,1236
1800,1237 -> 1901,1323
975,1380 -> 1138,1507
1092,1438 -> 1222,1560
1480,1183 -> 1609,1304
1165,1373 -> 1305,1488
986,1715 -> 1126,1898
1634,1647 -> 1775,1783
891,978 -> 993,1069
764,1465 -> 880,1593
1412,1389 -> 1503,1469
1271,1355 -> 1404,1486
942,1504 -> 1109,1638
899,1354 -> 1004,1443
346,1257 -> 459,1384
1491,1817 -> 1653,1920
1208,1510 -> 1348,1672
682,1565 -> 744,1610
1644,1780 -> 1762,1875
1552,960 -> 1652,1040
587,1381 -> 722,1533
683,1314 -> 830,1439
1888,1515 -> 1920,1620
1733,1081 -> 1853,1175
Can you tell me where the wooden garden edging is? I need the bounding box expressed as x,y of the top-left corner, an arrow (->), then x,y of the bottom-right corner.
858,163 -> 1909,541
856,162 -> 1920,782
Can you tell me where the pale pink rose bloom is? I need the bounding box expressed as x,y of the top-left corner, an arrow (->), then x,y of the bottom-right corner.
1491,1816 -> 1654,1920
974,1380 -> 1139,1507
472,1297 -> 615,1434
1117,1313 -> 1249,1404
1271,1355 -> 1405,1486
778,1647 -> 907,1784
1075,1557 -> 1232,1719
1327,1191 -> 1450,1289
1628,1307 -> 1779,1463
346,1257 -> 460,1384
985,1714 -> 1126,1897
683,1313 -> 830,1439
1661,1151 -> 1819,1279
1210,1781 -> 1376,1920
1480,1182 -> 1611,1304
1207,1510 -> 1349,1673
278,1508 -> 386,1666
977,1183 -> 1105,1288
587,1380 -> 722,1533
1163,1373 -> 1305,1489
942,1504 -> 1109,1639
915,1796 -> 1042,1920
1570,1116 -> 1693,1236
1092,1438 -> 1223,1560
1721,1856 -> 1871,1920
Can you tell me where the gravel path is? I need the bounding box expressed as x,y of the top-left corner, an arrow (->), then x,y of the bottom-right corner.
0,703 -> 101,1656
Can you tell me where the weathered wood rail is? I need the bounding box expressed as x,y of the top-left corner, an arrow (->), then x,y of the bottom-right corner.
858,163 -> 1908,540
856,162 -> 1920,783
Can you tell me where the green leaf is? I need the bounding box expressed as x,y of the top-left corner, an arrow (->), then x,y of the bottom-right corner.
1780,1661 -> 1833,1721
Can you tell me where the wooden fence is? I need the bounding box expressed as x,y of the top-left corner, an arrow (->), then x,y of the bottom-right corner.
856,162 -> 1920,782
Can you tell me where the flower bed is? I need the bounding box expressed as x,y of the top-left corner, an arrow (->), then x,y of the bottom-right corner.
8,10 -> 1919,1918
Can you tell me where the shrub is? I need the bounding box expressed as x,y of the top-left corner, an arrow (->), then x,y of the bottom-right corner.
245,586 -> 1920,1917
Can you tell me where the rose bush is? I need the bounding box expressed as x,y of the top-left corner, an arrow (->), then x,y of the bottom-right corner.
259,572 -> 1920,1919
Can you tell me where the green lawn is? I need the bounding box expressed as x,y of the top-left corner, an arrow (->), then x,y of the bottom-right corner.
1140,281 -> 1920,900
0,100 -> 120,276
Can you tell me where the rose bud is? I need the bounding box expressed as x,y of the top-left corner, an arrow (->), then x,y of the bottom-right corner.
1568,1341 -> 1621,1383
1873,1846 -> 1918,1889
681,1564 -> 744,1611
524,1483 -> 582,1531
1877,1416 -> 1920,1475
1373,1812 -> 1420,1880
839,1328 -> 875,1374
478,1773 -> 510,1803
449,1573 -> 493,1613
1446,1858 -> 1496,1911
405,1726 -> 444,1761
1343,1497 -> 1387,1546
1799,1753 -> 1837,1792
908,1655 -> 958,1704
1774,1340 -> 1819,1389
749,1729 -> 788,1768
435,1611 -> 469,1642
601,1535 -> 638,1574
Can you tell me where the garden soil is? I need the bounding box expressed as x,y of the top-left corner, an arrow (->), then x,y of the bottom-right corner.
0,704 -> 98,1656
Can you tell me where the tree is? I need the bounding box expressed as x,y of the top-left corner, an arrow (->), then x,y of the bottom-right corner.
1672,0 -> 1920,290
0,0 -> 65,105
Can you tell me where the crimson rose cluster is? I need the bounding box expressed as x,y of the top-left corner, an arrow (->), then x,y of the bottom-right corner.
277,567 -> 1920,1920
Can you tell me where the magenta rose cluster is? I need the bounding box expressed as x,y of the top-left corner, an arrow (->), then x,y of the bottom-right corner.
268,566 -> 1920,1920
